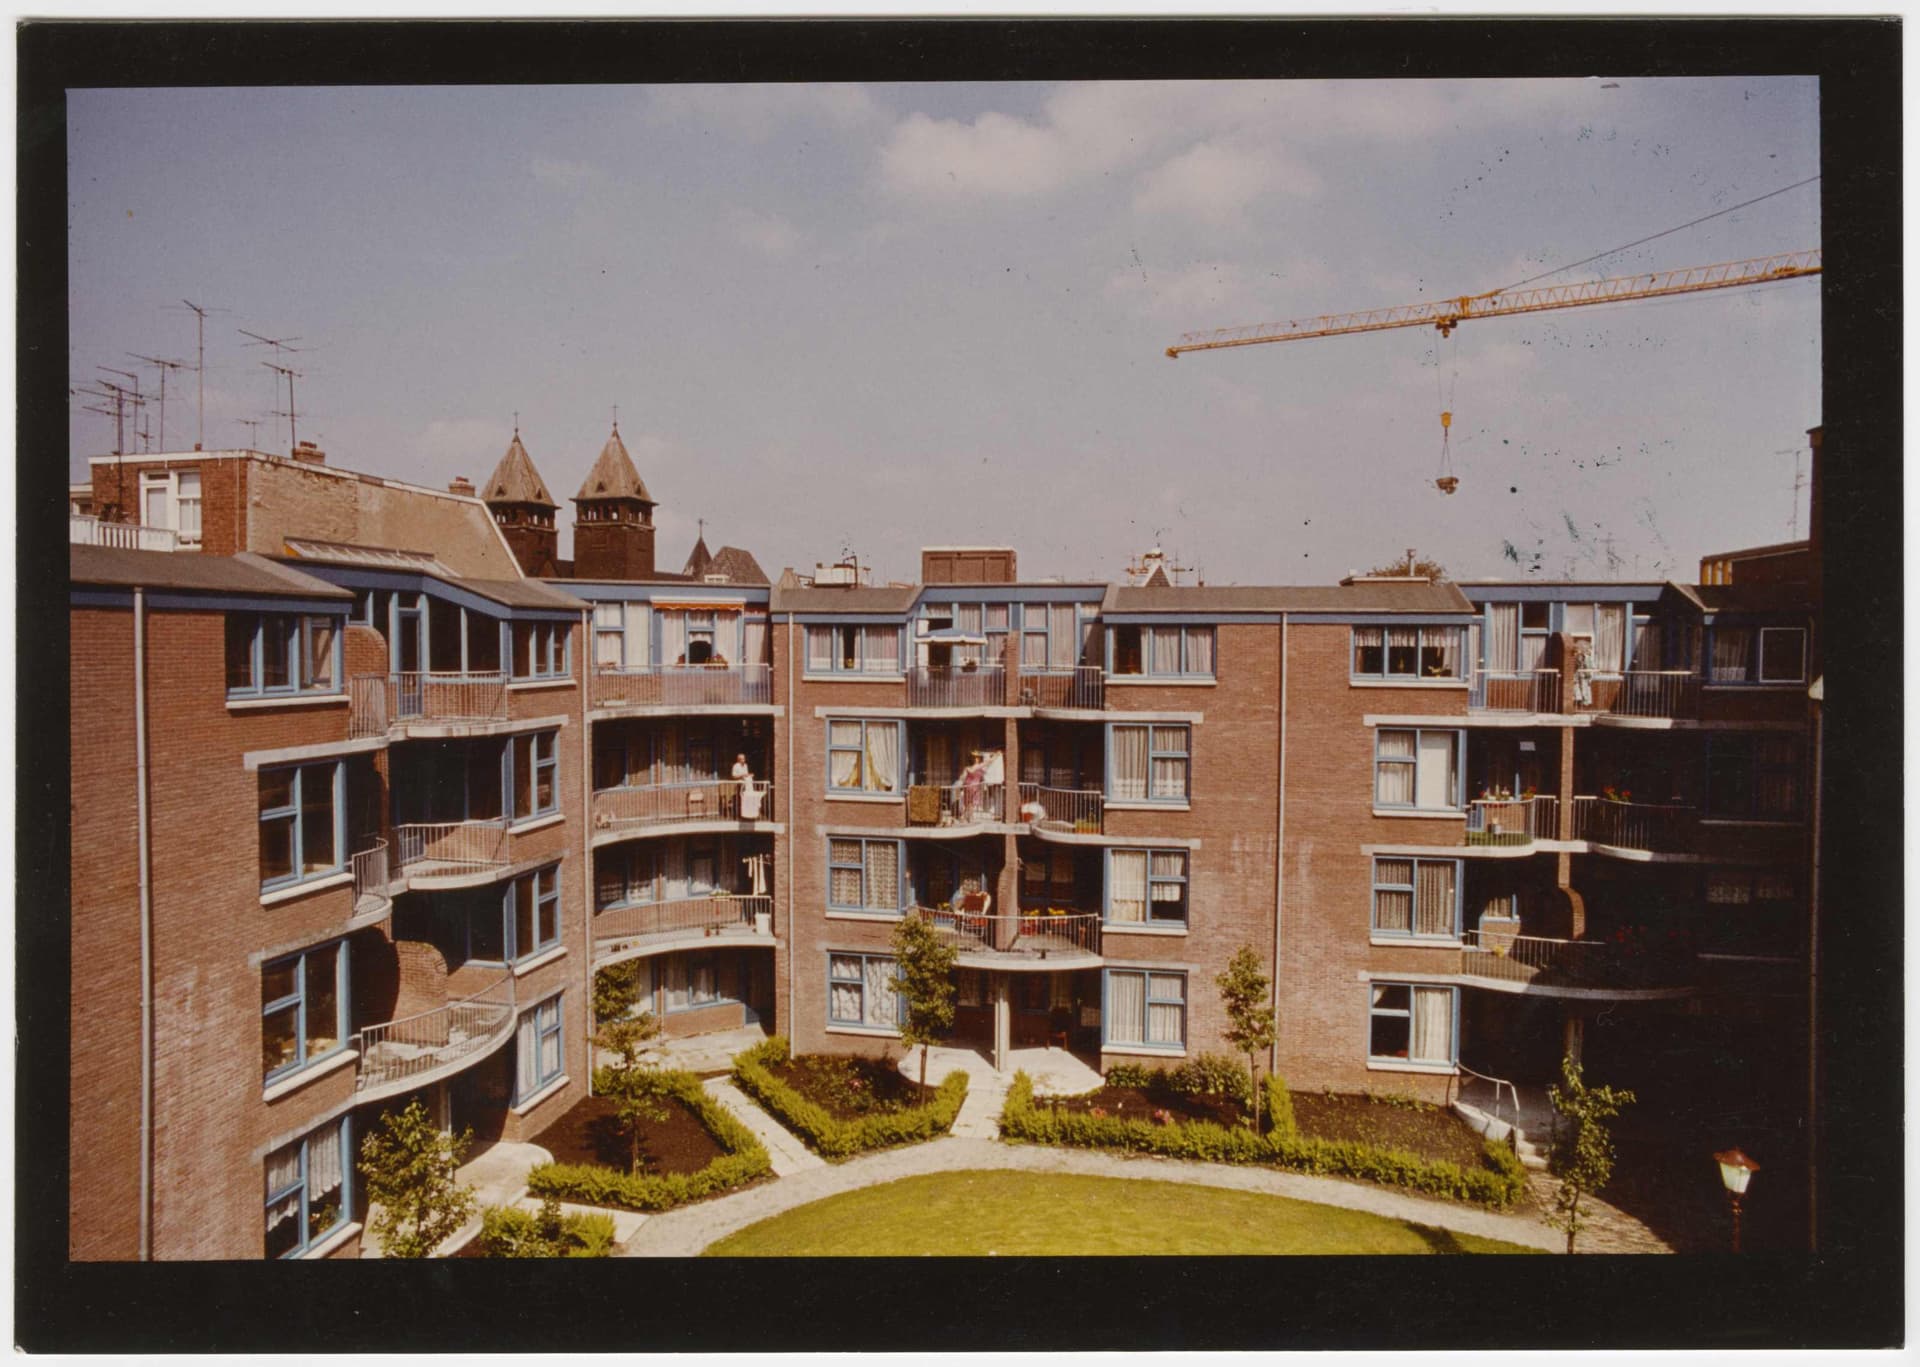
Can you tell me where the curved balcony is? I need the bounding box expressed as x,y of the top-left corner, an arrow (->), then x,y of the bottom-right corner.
350,671 -> 510,739
590,663 -> 773,713
1571,797 -> 1700,858
1464,795 -> 1558,850
592,893 -> 774,965
912,905 -> 1102,967
905,664 -> 1006,710
1017,783 -> 1105,837
1461,929 -> 1697,998
1018,665 -> 1105,712
392,819 -> 512,887
352,972 -> 518,1106
590,779 -> 776,843
350,839 -> 393,920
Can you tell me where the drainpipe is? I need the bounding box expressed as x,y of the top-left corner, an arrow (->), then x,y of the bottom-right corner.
1270,613 -> 1288,1086
785,612 -> 796,1041
134,585 -> 154,1260
581,608 -> 594,1098
1806,685 -> 1823,1252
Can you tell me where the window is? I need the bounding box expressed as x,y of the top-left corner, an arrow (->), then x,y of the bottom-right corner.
511,620 -> 570,680
1368,983 -> 1456,1066
1106,849 -> 1189,925
265,1117 -> 351,1258
1707,870 -> 1797,907
593,601 -> 625,668
1709,624 -> 1808,685
261,940 -> 347,1082
805,624 -> 902,674
826,718 -> 902,794
1706,733 -> 1805,821
1374,728 -> 1461,810
226,612 -> 343,697
515,993 -> 565,1102
1372,858 -> 1460,939
1104,969 -> 1186,1050
1758,628 -> 1808,683
1108,723 -> 1190,802
827,952 -> 902,1030
1351,625 -> 1465,680
140,469 -> 202,545
508,866 -> 562,960
828,837 -> 903,911
1110,625 -> 1216,678
663,954 -> 735,1012
258,761 -> 343,890
509,731 -> 558,821
596,846 -> 661,911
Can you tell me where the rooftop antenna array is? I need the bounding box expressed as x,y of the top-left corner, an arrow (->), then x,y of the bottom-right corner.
128,353 -> 188,452
238,417 -> 266,450
241,328 -> 305,456
171,299 -> 229,450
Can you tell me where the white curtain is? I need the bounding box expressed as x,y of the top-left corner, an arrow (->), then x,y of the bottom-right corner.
806,626 -> 833,672
1416,732 -> 1456,809
1375,730 -> 1416,805
1488,604 -> 1518,671
1387,626 -> 1417,675
308,1125 -> 342,1198
1416,861 -> 1457,936
1426,628 -> 1461,679
660,612 -> 686,667
1375,859 -> 1413,932
625,605 -> 649,668
1712,628 -> 1751,682
1149,627 -> 1181,674
865,723 -> 899,793
1352,625 -> 1382,673
864,841 -> 898,910
305,619 -> 336,689
1564,603 -> 1593,637
1147,974 -> 1184,1045
265,1142 -> 302,1209
1410,987 -> 1451,1063
1519,632 -> 1547,670
864,626 -> 899,672
1108,971 -> 1146,1043
1594,605 -> 1626,671
1150,852 -> 1185,916
1185,628 -> 1213,675
743,618 -> 768,667
515,1009 -> 540,1097
1050,605 -> 1077,668
1109,851 -> 1148,922
1112,727 -> 1148,800
864,958 -> 898,1027
1150,727 -> 1185,799
829,721 -> 863,789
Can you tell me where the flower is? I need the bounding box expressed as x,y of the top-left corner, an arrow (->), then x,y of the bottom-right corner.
1090,1106 -> 1108,1119
1152,1108 -> 1175,1126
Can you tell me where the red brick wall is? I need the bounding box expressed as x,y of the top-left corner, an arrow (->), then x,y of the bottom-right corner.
89,456 -> 247,553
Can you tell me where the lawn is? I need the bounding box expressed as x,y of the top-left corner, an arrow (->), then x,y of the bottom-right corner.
702,1170 -> 1539,1256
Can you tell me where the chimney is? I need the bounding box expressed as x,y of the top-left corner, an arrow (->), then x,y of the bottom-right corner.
449,475 -> 476,497
292,440 -> 326,465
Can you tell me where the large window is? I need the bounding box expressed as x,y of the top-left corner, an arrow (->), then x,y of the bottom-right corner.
1108,723 -> 1190,803
1351,625 -> 1465,680
1708,625 -> 1808,685
265,1117 -> 351,1259
1109,624 -> 1215,678
1106,849 -> 1189,926
511,620 -> 570,680
1373,728 -> 1462,811
515,993 -> 566,1102
1104,969 -> 1186,1051
261,940 -> 347,1082
141,468 -> 202,545
226,611 -> 342,698
827,952 -> 902,1030
805,623 -> 902,674
828,837 -> 903,912
509,730 -> 559,821
663,954 -> 736,1012
826,718 -> 902,795
1706,733 -> 1805,821
1372,858 -> 1460,939
259,761 -> 344,890
508,866 -> 562,961
1368,983 -> 1456,1066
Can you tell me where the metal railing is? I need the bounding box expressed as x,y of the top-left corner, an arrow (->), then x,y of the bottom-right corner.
1461,929 -> 1696,990
1571,797 -> 1698,854
591,663 -> 772,710
392,819 -> 512,875
1464,795 -> 1559,846
348,674 -> 390,738
594,893 -> 770,946
591,778 -> 773,830
353,973 -> 517,1098
912,905 -> 1102,958
1469,668 -> 1561,713
1020,665 -> 1104,711
906,664 -> 1005,709
1016,783 -> 1105,835
1450,1061 -> 1523,1135
1596,670 -> 1700,720
905,779 -> 1005,826
389,670 -> 510,724
70,514 -> 179,551
351,839 -> 391,914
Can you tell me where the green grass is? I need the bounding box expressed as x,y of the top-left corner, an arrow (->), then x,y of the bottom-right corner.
702,1170 -> 1540,1256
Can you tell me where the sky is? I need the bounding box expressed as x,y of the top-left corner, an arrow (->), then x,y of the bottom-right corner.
67,78 -> 1821,585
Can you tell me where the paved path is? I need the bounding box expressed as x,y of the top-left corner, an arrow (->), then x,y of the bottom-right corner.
701,1076 -> 824,1176
618,1135 -> 1566,1256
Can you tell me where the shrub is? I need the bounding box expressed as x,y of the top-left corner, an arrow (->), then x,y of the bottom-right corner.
477,1197 -> 617,1257
1169,1053 -> 1256,1107
357,1098 -> 477,1259
731,1036 -> 968,1160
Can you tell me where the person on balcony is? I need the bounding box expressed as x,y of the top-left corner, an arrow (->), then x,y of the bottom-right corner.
733,753 -> 764,820
960,750 -> 987,820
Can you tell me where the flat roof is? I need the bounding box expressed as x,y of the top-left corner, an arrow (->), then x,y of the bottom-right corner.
71,546 -> 351,599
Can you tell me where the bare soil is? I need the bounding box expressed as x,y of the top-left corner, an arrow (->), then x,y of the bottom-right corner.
531,1093 -> 727,1175
1290,1091 -> 1493,1169
1038,1084 -> 1248,1129
770,1054 -> 934,1121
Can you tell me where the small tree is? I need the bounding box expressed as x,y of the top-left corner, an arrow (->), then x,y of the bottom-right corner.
1215,946 -> 1278,1132
1546,1051 -> 1637,1254
593,960 -> 646,1025
593,1008 -> 668,1173
891,911 -> 959,1090
1368,549 -> 1449,581
357,1098 -> 477,1259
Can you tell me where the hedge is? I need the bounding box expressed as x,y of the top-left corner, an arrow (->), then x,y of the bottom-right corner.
998,1072 -> 1527,1208
525,1067 -> 773,1213
731,1036 -> 969,1160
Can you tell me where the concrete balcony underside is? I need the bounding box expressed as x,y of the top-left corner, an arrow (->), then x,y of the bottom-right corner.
590,819 -> 783,850
593,925 -> 779,968
352,979 -> 518,1107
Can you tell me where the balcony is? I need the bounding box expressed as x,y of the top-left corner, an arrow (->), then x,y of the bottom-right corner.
906,779 -> 1006,829
1469,668 -> 1560,714
1019,665 -> 1104,712
350,671 -> 509,738
70,514 -> 179,552
905,664 -> 1005,710
1464,795 -> 1559,848
593,893 -> 773,962
591,779 -> 774,836
1461,929 -> 1697,995
912,905 -> 1102,964
352,972 -> 517,1105
1582,670 -> 1700,722
590,664 -> 772,712
1016,783 -> 1105,837
392,819 -> 512,883
350,839 -> 393,918
1571,796 -> 1699,856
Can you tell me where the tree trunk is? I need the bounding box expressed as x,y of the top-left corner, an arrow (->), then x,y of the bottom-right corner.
1248,1054 -> 1260,1133
1565,1189 -> 1580,1254
920,1043 -> 929,1091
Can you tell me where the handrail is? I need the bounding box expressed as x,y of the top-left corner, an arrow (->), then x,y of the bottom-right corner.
1016,783 -> 1104,835
593,892 -> 771,946
70,514 -> 180,551
392,818 -> 512,874
353,972 -> 517,1099
1465,794 -> 1558,846
1018,664 -> 1104,711
1469,667 -> 1560,713
912,904 -> 1101,957
1571,796 -> 1698,853
905,664 -> 1005,709
351,839 -> 391,913
591,778 -> 773,829
1596,669 -> 1700,720
1451,1060 -> 1521,1132
905,779 -> 1006,826
591,662 -> 772,709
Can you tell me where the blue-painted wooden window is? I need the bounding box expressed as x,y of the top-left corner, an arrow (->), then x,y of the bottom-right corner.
805,623 -> 902,674
226,611 -> 343,697
511,620 -> 570,680
827,837 -> 904,912
507,866 -> 562,961
1103,848 -> 1189,925
1106,723 -> 1190,802
264,1116 -> 351,1258
1103,968 -> 1186,1050
258,760 -> 345,891
1368,983 -> 1457,1065
662,953 -> 739,1013
827,952 -> 903,1030
1350,625 -> 1465,680
261,939 -> 348,1082
1707,625 -> 1808,685
515,992 -> 565,1102
825,718 -> 903,794
1371,857 -> 1461,938
1108,624 -> 1216,678
1373,728 -> 1463,810
1705,733 -> 1805,821
508,730 -> 559,821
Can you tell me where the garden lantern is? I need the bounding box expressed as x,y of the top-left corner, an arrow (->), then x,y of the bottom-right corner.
1714,1147 -> 1760,1252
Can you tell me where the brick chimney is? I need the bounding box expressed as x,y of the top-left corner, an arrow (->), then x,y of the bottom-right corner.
448,475 -> 476,497
292,440 -> 326,465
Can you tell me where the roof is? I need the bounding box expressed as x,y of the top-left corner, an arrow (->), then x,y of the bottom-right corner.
1665,582 -> 1817,616
71,546 -> 351,599
769,583 -> 923,614
574,426 -> 654,504
458,577 -> 587,611
1700,538 -> 1811,562
707,545 -> 769,585
283,538 -> 458,576
683,534 -> 714,578
483,432 -> 558,508
1106,580 -> 1475,614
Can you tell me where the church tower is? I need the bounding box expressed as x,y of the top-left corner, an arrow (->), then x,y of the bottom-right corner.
571,423 -> 658,581
481,426 -> 560,577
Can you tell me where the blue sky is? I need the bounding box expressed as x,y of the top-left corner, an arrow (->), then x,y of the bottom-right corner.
68,78 -> 1821,584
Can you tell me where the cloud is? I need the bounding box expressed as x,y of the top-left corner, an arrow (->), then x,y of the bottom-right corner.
1131,140 -> 1321,226
727,209 -> 802,258
1104,256 -> 1336,327
645,84 -> 881,142
530,158 -> 600,192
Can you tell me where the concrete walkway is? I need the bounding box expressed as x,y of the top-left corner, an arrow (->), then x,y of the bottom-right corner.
617,1135 -> 1565,1256
362,1139 -> 553,1258
895,1044 -> 1104,1139
701,1076 -> 824,1176
626,1023 -> 771,1076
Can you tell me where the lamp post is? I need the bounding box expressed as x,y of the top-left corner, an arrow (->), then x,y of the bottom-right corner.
1715,1147 -> 1761,1252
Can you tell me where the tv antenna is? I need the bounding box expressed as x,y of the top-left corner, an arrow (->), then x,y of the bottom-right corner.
171,299 -> 228,449
238,417 -> 266,450
262,361 -> 303,455
1779,446 -> 1807,539
129,354 -> 188,452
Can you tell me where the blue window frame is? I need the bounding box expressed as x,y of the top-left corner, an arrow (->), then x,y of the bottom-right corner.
1350,625 -> 1465,680
827,837 -> 904,911
661,953 -> 739,1012
515,992 -> 566,1102
226,611 -> 343,697
827,952 -> 902,1030
258,760 -> 345,891
825,718 -> 903,795
265,1116 -> 352,1259
507,866 -> 562,961
1371,858 -> 1461,939
1705,733 -> 1805,821
511,620 -> 571,681
1107,723 -> 1190,802
1103,968 -> 1186,1051
261,940 -> 348,1082
805,623 -> 903,674
1108,624 -> 1216,678
1103,848 -> 1189,925
508,730 -> 559,822
1368,983 -> 1457,1065
1373,728 -> 1463,811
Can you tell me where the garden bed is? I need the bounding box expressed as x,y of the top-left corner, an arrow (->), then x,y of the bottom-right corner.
1290,1091 -> 1491,1170
1033,1084 -> 1245,1129
532,1092 -> 727,1176
766,1053 -> 936,1121
733,1036 -> 968,1159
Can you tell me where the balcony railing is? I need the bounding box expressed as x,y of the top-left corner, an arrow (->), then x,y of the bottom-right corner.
1019,665 -> 1104,711
590,664 -> 772,710
591,779 -> 773,831
351,671 -> 509,733
594,893 -> 771,947
348,675 -> 390,738
1592,670 -> 1701,720
1571,797 -> 1698,854
1464,795 -> 1559,847
392,819 -> 512,877
906,664 -> 1005,709
1469,668 -> 1561,713
906,779 -> 1006,827
70,514 -> 179,551
351,839 -> 392,915
353,972 -> 517,1099
1016,783 -> 1105,835
1462,929 -> 1696,991
912,905 -> 1102,959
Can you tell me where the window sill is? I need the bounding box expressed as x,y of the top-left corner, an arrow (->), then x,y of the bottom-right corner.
1103,800 -> 1191,813
511,1075 -> 571,1116
1348,679 -> 1469,690
1366,1060 -> 1457,1076
1371,808 -> 1467,821
825,1024 -> 902,1039
666,997 -> 744,1015
299,1220 -> 362,1260
1105,677 -> 1216,687
1103,923 -> 1188,937
262,1048 -> 359,1103
1369,935 -> 1464,949
227,693 -> 348,711
826,909 -> 905,922
511,945 -> 568,976
824,791 -> 905,804
260,870 -> 353,907
1100,1043 -> 1187,1058
509,678 -> 577,692
508,812 -> 565,836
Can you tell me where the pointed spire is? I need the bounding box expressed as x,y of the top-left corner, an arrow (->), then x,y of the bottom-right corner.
575,423 -> 654,505
683,520 -> 715,578
483,429 -> 557,508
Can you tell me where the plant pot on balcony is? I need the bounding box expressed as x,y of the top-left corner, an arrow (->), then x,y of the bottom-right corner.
755,911 -> 772,936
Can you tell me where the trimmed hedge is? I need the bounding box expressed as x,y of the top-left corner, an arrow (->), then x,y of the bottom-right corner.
731,1036 -> 969,1160
999,1072 -> 1527,1208
525,1067 -> 772,1214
